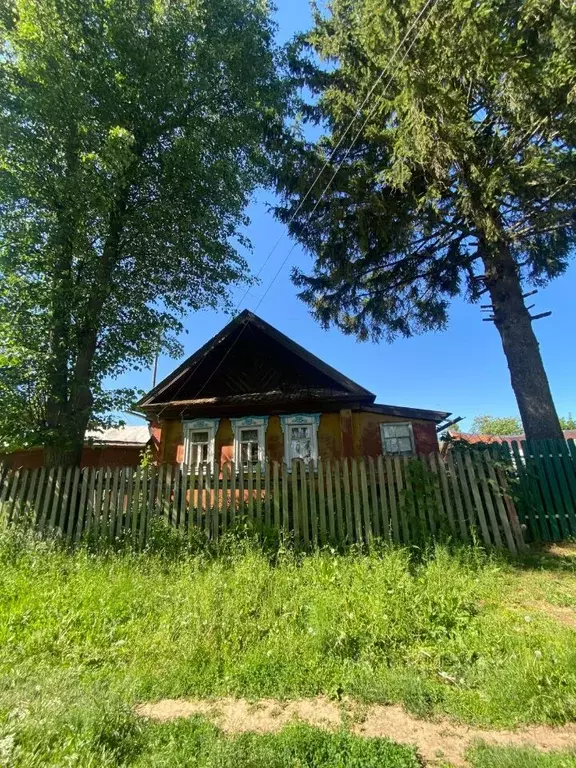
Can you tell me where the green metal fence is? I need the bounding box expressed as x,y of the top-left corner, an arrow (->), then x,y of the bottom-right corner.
483,439 -> 576,542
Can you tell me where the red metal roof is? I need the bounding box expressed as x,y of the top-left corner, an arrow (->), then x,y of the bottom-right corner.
448,430 -> 576,444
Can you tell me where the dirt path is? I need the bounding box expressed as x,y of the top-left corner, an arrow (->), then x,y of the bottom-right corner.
136,697 -> 576,766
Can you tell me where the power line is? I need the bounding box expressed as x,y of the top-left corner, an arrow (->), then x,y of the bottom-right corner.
252,0 -> 441,313
153,0 -> 441,421
232,0 -> 440,312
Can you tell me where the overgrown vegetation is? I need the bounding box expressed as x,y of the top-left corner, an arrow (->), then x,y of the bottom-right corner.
0,0 -> 286,464
276,0 -> 576,440
1,532 -> 576,765
0,711 -> 422,768
470,414 -> 576,436
468,744 -> 576,768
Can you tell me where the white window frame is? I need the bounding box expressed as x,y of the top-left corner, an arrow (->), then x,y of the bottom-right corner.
231,416 -> 268,466
380,421 -> 415,457
182,418 -> 219,469
280,413 -> 321,466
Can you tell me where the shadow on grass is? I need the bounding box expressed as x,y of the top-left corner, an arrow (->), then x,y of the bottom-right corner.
503,541 -> 576,573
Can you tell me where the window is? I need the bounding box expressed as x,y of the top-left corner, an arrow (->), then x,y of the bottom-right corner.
231,417 -> 267,466
281,414 -> 320,466
239,428 -> 260,464
289,425 -> 312,461
190,431 -> 210,466
183,419 -> 219,468
380,422 -> 415,457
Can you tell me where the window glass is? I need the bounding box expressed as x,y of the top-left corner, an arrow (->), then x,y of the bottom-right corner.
240,428 -> 260,464
290,425 -> 312,461
381,423 -> 414,456
191,442 -> 208,466
183,421 -> 218,469
190,431 -> 209,466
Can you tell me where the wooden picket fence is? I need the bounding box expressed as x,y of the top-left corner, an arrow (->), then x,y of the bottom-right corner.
0,452 -> 526,553
488,438 -> 576,542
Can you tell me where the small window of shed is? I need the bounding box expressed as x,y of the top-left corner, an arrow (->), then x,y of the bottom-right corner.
380,422 -> 415,457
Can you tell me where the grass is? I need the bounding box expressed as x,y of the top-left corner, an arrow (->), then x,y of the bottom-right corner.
1,528 -> 576,765
468,744 -> 576,767
1,709 -> 421,767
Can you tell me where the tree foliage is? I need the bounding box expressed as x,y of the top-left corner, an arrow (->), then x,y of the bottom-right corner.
276,0 -> 576,439
471,414 -> 522,435
0,0 -> 286,460
471,413 -> 576,435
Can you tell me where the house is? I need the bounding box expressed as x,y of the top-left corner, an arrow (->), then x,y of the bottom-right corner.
137,311 -> 449,467
1,425 -> 151,470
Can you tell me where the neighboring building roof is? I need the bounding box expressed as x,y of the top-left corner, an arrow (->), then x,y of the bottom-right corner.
137,310 -> 449,423
446,430 -> 576,445
85,426 -> 150,447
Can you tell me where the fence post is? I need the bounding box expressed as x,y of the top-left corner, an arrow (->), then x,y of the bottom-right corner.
66,468 -> 81,544
472,453 -> 503,548
484,448 -> 518,553
32,467 -> 46,529
281,462 -> 289,533
395,457 -> 409,543
264,461 -> 271,528
116,467 -> 128,541
463,452 -> 492,547
367,457 -> 380,539
446,453 -> 468,540
272,462 -> 280,530
376,457 -> 390,540
333,460 -> 345,542
308,460 -> 318,548
325,460 -> 336,542
317,459 -> 327,545
431,453 -> 456,535
291,460 -> 300,546
12,469 -> 29,526
359,458 -> 372,546
222,464 -> 229,534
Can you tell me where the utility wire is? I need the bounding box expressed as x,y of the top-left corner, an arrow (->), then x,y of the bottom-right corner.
232,0 -> 440,310
152,0 -> 442,422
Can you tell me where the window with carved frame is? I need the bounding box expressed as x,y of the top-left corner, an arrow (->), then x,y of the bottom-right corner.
231,416 -> 267,467
281,414 -> 320,466
182,419 -> 219,468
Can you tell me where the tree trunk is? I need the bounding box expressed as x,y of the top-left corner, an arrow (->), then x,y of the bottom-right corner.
42,158 -> 137,468
45,439 -> 84,469
44,377 -> 94,469
482,243 -> 563,441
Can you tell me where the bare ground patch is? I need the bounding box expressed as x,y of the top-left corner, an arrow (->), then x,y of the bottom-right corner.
544,542 -> 576,559
135,697 -> 576,766
525,600 -> 576,629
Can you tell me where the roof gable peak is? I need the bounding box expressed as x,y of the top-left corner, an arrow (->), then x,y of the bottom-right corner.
137,310 -> 375,409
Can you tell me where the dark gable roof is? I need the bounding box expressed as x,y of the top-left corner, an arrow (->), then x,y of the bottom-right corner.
138,310 -> 375,410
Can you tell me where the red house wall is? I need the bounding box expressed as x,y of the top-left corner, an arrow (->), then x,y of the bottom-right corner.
153,409 -> 439,466
1,444 -> 144,470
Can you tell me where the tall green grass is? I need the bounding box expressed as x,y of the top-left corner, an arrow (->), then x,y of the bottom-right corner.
1,528 -> 576,765
468,744 -> 576,767
0,700 -> 420,768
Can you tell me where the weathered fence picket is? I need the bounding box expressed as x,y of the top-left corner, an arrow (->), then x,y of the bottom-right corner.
3,440 -> 576,551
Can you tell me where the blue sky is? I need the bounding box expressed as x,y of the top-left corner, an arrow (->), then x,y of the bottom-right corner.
119,0 -> 576,430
